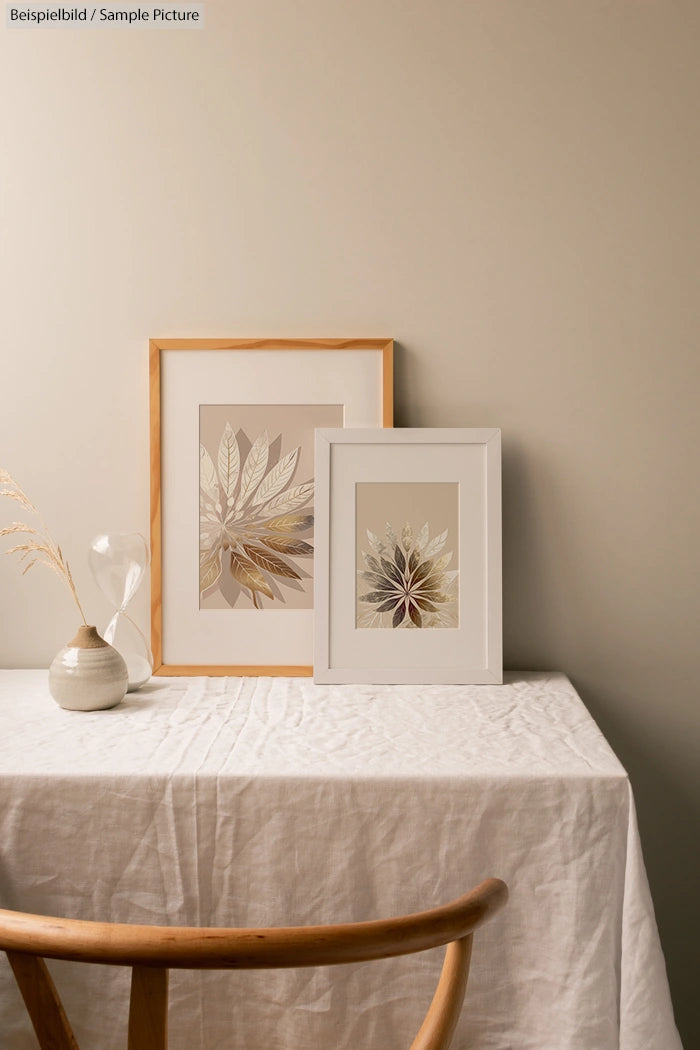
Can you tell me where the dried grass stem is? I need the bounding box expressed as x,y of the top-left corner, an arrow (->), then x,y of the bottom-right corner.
0,470 -> 88,625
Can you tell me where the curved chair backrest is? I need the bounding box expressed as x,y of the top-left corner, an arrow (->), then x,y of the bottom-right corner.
0,877 -> 508,1050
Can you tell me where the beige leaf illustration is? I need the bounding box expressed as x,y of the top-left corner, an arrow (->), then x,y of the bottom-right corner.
357,520 -> 458,631
200,547 -> 223,593
260,535 -> 313,557
366,530 -> 381,553
422,528 -> 448,559
230,548 -> 274,600
200,445 -> 219,504
242,543 -> 301,580
265,513 -> 313,533
361,551 -> 382,573
431,551 -> 453,573
217,424 -> 240,502
252,446 -> 299,507
415,522 -> 429,552
263,481 -> 313,517
238,431 -> 270,506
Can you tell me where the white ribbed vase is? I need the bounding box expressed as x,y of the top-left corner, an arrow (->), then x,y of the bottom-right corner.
49,625 -> 128,711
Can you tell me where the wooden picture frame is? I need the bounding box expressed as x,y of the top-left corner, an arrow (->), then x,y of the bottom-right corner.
314,427 -> 502,684
150,338 -> 393,676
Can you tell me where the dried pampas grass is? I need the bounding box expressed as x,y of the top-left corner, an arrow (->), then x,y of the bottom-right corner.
0,469 -> 87,624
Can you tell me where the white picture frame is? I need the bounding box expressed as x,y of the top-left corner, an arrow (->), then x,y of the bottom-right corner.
150,338 -> 393,676
314,428 -> 502,684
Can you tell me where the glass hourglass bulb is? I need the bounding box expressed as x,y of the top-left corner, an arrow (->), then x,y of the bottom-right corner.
88,533 -> 153,691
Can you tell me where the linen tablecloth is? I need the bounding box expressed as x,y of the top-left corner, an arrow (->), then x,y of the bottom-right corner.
0,671 -> 681,1049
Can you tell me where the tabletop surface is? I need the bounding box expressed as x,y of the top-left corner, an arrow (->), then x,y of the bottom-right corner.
0,669 -> 627,780
0,669 -> 682,1050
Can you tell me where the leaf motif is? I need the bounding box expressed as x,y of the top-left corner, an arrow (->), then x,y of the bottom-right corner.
366,530 -> 382,554
357,519 -> 458,630
384,523 -> 397,548
260,535 -> 313,557
238,431 -> 269,506
410,558 -> 434,585
199,535 -> 221,563
199,444 -> 219,505
381,556 -> 404,587
203,511 -> 222,524
361,551 -> 379,572
359,590 -> 397,605
262,481 -> 313,517
242,543 -> 300,580
422,529 -> 448,559
265,513 -> 313,533
217,424 -> 240,503
229,548 -> 274,600
413,588 -> 447,604
357,570 -> 395,589
432,551 -> 453,573
414,596 -> 439,613
251,446 -> 299,507
426,606 -> 459,628
200,547 -> 223,593
415,522 -> 429,552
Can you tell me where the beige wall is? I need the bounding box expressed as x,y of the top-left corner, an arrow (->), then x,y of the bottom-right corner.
1,2 -> 697,1042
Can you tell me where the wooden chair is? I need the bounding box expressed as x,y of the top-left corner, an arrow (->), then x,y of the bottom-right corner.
0,877 -> 508,1050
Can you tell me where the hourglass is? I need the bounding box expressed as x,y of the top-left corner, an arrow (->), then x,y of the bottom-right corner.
88,532 -> 153,691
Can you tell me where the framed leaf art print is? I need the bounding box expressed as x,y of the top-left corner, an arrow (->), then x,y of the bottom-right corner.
150,338 -> 393,675
313,428 -> 502,684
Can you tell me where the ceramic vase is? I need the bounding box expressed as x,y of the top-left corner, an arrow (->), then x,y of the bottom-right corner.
48,625 -> 128,711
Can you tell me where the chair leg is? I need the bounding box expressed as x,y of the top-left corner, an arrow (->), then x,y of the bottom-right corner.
409,935 -> 473,1050
127,965 -> 169,1050
6,950 -> 80,1050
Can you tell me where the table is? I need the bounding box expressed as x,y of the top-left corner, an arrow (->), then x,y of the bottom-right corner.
0,671 -> 681,1050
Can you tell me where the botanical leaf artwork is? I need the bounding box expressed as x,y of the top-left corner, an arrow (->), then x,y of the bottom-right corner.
200,425 -> 314,609
357,521 -> 459,629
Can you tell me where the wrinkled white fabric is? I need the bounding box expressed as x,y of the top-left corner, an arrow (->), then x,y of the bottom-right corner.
0,671 -> 681,1050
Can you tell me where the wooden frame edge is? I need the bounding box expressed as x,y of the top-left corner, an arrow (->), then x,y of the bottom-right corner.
149,340 -> 164,672
149,338 -> 393,678
155,665 -> 312,677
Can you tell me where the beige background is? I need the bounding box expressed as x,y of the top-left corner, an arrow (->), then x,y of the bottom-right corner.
355,482 -> 459,627
0,3 -> 697,1042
